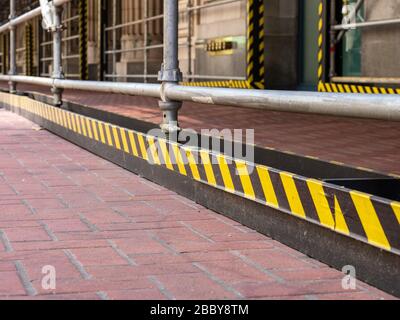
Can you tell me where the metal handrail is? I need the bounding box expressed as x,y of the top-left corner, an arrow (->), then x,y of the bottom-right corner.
1,74 -> 400,122
332,18 -> 400,30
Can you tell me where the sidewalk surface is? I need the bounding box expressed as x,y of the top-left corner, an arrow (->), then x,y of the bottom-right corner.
1,82 -> 399,176
0,108 -> 396,300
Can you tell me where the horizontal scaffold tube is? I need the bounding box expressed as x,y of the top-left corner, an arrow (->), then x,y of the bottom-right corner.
166,85 -> 400,122
53,79 -> 161,98
0,75 -> 161,98
1,75 -> 400,122
0,0 -> 71,34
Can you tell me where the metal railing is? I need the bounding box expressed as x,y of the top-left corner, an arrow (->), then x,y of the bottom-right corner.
0,0 -> 399,137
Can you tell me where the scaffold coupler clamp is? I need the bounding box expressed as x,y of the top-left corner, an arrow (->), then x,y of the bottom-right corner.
158,64 -> 183,139
40,0 -> 63,32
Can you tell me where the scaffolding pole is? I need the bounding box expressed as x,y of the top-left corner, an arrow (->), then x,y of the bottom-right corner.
158,0 -> 182,136
8,0 -> 16,93
51,6 -> 64,106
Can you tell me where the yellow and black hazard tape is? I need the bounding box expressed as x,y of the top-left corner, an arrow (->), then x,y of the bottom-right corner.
317,0 -> 399,94
319,82 -> 400,94
183,0 -> 265,90
78,0 -> 89,80
24,23 -> 33,77
2,33 -> 8,74
1,91 -> 399,256
247,0 -> 265,89
180,80 -> 252,89
317,0 -> 325,85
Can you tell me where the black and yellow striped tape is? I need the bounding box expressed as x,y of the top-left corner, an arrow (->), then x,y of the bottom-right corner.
319,82 -> 400,94
317,0 -> 325,84
247,0 -> 265,89
24,23 -> 33,77
180,80 -> 252,89
78,0 -> 89,80
1,33 -> 7,74
1,92 -> 399,255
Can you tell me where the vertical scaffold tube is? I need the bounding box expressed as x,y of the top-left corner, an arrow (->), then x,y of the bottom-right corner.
52,6 -> 64,106
9,0 -> 16,93
158,0 -> 182,137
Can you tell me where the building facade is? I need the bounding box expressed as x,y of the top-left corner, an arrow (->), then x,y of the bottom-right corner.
0,0 -> 399,92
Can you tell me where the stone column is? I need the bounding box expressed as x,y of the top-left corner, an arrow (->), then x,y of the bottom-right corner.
148,0 -> 163,61
264,0 -> 299,89
88,0 -> 98,65
116,0 -> 164,78
121,0 -> 143,62
362,0 -> 400,77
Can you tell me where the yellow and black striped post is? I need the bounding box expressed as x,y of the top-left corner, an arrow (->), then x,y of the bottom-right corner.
78,0 -> 89,80
24,23 -> 33,76
317,0 -> 326,92
2,33 -> 8,75
247,0 -> 265,89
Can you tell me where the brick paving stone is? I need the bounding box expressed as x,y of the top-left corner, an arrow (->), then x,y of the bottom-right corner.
68,247 -> 129,266
153,272 -> 241,300
131,253 -> 190,266
0,204 -> 33,221
3,227 -> 52,242
25,198 -> 66,211
30,278 -> 154,296
232,280 -> 348,299
10,239 -> 110,252
0,262 -> 16,272
193,259 -> 273,283
43,219 -> 91,233
20,251 -> 83,281
0,271 -> 27,296
86,263 -> 199,279
95,221 -> 182,232
111,238 -> 171,255
273,267 -> 344,282
0,109 -> 396,300
105,288 -> 167,300
79,208 -> 130,224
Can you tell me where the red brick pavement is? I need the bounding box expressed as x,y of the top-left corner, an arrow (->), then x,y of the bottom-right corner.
1,82 -> 399,176
0,108 -> 396,300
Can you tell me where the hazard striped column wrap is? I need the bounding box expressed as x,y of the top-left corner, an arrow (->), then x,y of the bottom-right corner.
2,33 -> 8,74
317,0 -> 326,92
24,23 -> 33,76
78,0 -> 89,80
1,91 -> 399,256
247,0 -> 265,89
